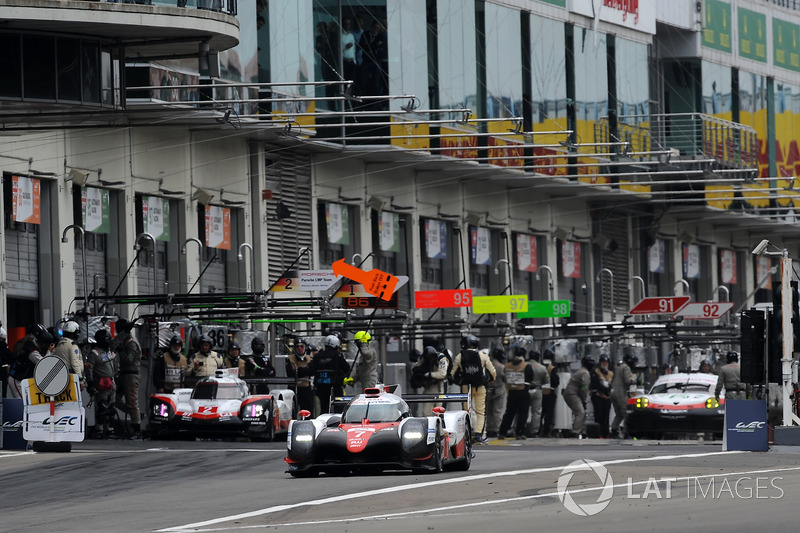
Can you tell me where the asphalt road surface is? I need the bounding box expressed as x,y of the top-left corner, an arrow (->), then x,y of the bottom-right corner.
2,437 -> 800,532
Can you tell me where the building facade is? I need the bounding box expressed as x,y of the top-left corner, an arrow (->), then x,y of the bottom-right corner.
0,0 -> 798,365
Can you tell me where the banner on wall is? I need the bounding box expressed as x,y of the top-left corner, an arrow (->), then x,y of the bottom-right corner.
648,238 -> 665,274
720,249 -> 737,284
470,227 -> 491,265
82,187 -> 110,234
683,244 -> 701,279
379,211 -> 400,252
143,196 -> 170,241
205,205 -> 231,250
516,233 -> 538,273
757,256 -> 773,290
11,175 -> 40,225
424,219 -> 447,259
325,203 -> 350,245
562,241 -> 581,279
569,0 -> 656,35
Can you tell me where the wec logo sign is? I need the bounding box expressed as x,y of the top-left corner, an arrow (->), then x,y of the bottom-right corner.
41,416 -> 78,426
734,421 -> 766,432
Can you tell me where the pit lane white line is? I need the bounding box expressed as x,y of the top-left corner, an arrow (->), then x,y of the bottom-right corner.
183,464 -> 800,531
0,452 -> 30,459
156,450 -> 743,532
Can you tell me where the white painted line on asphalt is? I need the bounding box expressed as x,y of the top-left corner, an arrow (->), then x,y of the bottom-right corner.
184,463 -> 800,531
67,448 -> 285,454
156,450 -> 744,532
0,452 -> 31,459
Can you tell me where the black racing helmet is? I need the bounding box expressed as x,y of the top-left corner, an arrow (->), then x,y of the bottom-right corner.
228,341 -> 241,352
599,353 -> 611,363
95,329 -> 112,349
460,334 -> 480,350
727,351 -> 739,363
582,355 -> 596,370
295,337 -> 308,355
491,346 -> 507,364
35,330 -> 54,348
516,346 -> 529,360
198,334 -> 213,350
251,336 -> 266,353
623,353 -> 638,368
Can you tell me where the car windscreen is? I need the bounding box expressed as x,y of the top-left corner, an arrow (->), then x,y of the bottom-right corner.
342,401 -> 407,423
650,382 -> 712,394
191,383 -> 244,400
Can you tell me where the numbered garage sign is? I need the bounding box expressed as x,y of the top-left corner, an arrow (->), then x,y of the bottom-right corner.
201,325 -> 228,351
472,295 -> 528,314
675,302 -> 734,320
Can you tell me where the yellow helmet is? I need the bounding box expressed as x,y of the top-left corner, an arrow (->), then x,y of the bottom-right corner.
354,331 -> 371,343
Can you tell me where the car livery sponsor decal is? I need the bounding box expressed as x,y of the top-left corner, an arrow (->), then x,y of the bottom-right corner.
345,426 -> 376,452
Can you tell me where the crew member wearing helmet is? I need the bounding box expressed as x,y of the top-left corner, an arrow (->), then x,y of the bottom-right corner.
224,342 -> 242,371
410,337 -> 450,416
312,334 -> 350,415
698,359 -> 713,374
610,353 -> 637,438
7,328 -> 55,398
538,349 -> 560,437
187,334 -> 224,379
715,351 -> 750,400
114,318 -> 143,438
154,335 -> 188,393
590,354 -> 614,438
245,336 -> 276,394
286,337 -> 315,413
352,330 -> 378,390
563,355 -> 595,438
55,320 -> 86,391
485,346 -> 507,438
498,346 -> 532,440
86,329 -> 119,439
452,334 -> 496,444
525,349 -> 550,437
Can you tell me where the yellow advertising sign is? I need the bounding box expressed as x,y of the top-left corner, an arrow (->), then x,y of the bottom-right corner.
705,184 -> 735,209
390,118 -> 430,150
472,294 -> 529,314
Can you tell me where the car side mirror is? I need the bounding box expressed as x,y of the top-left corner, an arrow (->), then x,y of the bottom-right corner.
298,409 -> 311,420
432,406 -> 446,415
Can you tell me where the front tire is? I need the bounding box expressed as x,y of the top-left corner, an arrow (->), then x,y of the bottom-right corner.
427,426 -> 444,473
451,420 -> 472,471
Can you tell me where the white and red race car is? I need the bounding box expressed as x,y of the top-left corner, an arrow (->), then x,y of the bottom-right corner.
285,386 -> 473,477
626,372 -> 724,439
148,369 -> 295,441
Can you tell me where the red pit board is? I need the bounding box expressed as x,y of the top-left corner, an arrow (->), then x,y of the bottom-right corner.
414,289 -> 473,309
629,296 -> 690,315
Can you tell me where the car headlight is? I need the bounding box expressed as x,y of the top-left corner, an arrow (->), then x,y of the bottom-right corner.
706,397 -> 720,409
247,404 -> 264,417
295,434 -> 313,442
152,402 -> 171,418
403,431 -> 424,439
635,397 -> 649,409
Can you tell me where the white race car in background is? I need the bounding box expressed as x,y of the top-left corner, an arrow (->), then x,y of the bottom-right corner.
148,369 -> 295,441
626,372 -> 724,439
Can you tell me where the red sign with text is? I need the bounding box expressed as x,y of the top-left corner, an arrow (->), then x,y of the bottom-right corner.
414,289 -> 473,309
629,296 -> 690,315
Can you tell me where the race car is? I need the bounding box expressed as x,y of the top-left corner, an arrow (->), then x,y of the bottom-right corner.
284,386 -> 473,477
148,369 -> 295,441
625,372 -> 724,439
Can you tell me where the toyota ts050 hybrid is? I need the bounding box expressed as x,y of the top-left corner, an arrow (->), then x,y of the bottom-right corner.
148,369 -> 295,441
626,372 -> 724,439
285,386 -> 473,476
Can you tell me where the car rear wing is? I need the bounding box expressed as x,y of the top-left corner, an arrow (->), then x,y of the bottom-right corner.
328,392 -> 471,414
402,393 -> 471,410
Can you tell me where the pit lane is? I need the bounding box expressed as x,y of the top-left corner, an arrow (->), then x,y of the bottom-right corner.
2,438 -> 799,532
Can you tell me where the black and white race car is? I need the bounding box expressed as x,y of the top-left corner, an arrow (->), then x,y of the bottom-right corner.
285,386 -> 473,476
626,372 -> 724,438
148,369 -> 295,441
